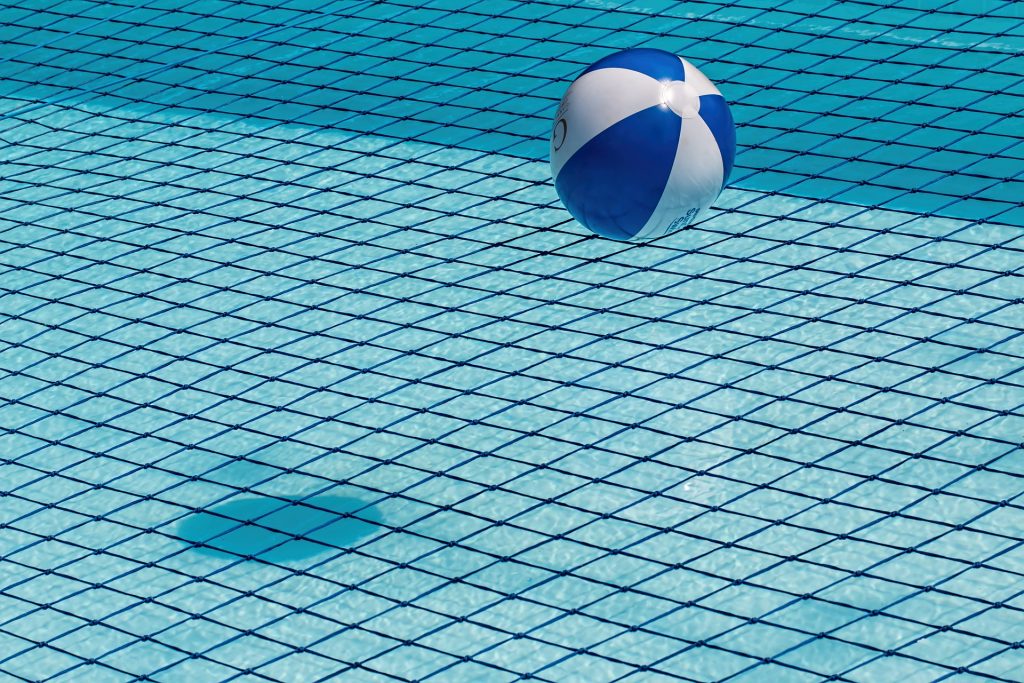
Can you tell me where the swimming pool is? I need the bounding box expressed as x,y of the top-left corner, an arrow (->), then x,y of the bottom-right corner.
0,0 -> 1022,680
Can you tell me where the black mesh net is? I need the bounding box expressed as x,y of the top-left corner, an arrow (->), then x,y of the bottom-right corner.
0,0 -> 1022,680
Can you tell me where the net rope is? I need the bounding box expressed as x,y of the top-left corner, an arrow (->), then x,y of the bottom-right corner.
0,0 -> 1022,680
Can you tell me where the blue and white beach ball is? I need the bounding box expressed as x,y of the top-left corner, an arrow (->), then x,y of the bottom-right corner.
550,48 -> 736,241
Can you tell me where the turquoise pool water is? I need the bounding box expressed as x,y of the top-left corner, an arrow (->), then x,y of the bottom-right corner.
0,1 -> 1022,681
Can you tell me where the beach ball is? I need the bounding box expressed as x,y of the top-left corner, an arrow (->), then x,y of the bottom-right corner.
550,48 -> 735,241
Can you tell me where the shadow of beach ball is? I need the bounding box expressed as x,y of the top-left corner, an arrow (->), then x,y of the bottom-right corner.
177,495 -> 382,563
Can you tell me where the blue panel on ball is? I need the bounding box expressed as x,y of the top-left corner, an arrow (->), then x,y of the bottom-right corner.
698,94 -> 736,187
555,105 -> 681,240
581,47 -> 684,83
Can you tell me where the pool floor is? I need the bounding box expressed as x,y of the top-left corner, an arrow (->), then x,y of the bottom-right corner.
0,0 -> 1023,681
